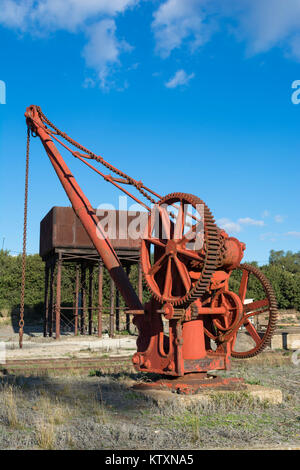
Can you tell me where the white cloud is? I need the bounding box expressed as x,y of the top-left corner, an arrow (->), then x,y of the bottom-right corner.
289,33 -> 300,61
0,0 -> 138,89
83,19 -> 133,90
152,0 -> 214,58
229,0 -> 300,58
0,0 -> 32,29
261,210 -> 270,218
82,77 -> 96,89
238,217 -> 265,227
274,214 -> 285,223
217,218 -> 242,234
0,0 -> 138,31
260,232 -> 278,242
152,0 -> 300,61
217,215 -> 265,235
3,0 -> 300,89
285,231 -> 300,238
260,230 -> 300,241
165,69 -> 195,88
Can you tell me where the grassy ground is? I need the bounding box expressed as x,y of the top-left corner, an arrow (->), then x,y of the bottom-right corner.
0,351 -> 299,450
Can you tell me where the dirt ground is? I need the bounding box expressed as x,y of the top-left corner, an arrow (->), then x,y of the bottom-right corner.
0,322 -> 138,360
0,350 -> 299,450
0,320 -> 283,361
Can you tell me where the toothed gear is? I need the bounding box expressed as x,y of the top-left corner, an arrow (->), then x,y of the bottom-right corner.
231,263 -> 278,358
140,192 -> 220,307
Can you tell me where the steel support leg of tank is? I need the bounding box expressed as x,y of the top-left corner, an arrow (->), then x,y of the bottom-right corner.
55,252 -> 62,340
98,260 -> 103,338
110,277 -> 115,338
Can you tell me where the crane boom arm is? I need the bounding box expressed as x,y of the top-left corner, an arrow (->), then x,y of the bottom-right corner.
25,105 -> 143,311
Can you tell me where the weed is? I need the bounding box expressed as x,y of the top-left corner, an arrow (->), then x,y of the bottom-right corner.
2,385 -> 21,429
246,378 -> 261,385
33,393 -> 70,425
66,432 -> 76,449
35,419 -> 56,450
92,384 -> 108,424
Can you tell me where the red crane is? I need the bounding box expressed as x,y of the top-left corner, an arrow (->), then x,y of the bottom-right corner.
23,105 -> 278,392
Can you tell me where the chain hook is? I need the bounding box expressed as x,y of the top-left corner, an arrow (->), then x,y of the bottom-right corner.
19,128 -> 30,348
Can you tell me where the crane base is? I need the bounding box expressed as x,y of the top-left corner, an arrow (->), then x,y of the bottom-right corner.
132,373 -> 245,395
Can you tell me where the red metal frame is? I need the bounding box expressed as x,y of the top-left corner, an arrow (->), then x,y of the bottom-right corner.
25,105 -> 142,311
25,105 -> 278,387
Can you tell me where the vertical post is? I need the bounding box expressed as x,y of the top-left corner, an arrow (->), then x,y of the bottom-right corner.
116,288 -> 120,332
49,259 -> 55,337
98,260 -> 103,338
74,263 -> 79,336
43,262 -> 50,337
88,265 -> 93,335
138,259 -> 143,302
55,251 -> 62,340
81,263 -> 86,335
110,277 -> 115,338
125,265 -> 130,332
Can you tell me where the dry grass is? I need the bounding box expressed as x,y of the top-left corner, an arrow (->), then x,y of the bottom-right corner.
66,431 -> 76,449
32,391 -> 72,448
33,394 -> 71,425
93,384 -> 108,424
2,384 -> 20,428
234,351 -> 292,366
0,350 -> 298,450
35,419 -> 56,450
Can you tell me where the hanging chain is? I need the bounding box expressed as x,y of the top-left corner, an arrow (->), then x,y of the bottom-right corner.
34,106 -> 157,205
32,106 -> 193,226
19,128 -> 30,348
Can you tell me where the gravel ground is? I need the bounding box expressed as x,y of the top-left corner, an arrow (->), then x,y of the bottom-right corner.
0,350 -> 299,450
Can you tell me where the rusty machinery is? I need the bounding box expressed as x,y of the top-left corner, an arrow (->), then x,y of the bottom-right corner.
23,105 -> 278,392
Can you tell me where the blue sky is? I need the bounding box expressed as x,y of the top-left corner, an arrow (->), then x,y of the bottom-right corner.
0,0 -> 300,264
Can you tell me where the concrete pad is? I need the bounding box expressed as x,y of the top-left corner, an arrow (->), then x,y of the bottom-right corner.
2,336 -> 137,360
244,384 -> 283,404
134,383 -> 283,406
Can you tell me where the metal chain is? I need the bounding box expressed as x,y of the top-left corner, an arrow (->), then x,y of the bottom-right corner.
19,128 -> 30,348
33,107 -> 195,228
35,106 -> 157,205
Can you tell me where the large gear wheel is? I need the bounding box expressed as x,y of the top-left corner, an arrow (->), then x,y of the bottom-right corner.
140,192 -> 220,306
229,263 -> 278,358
